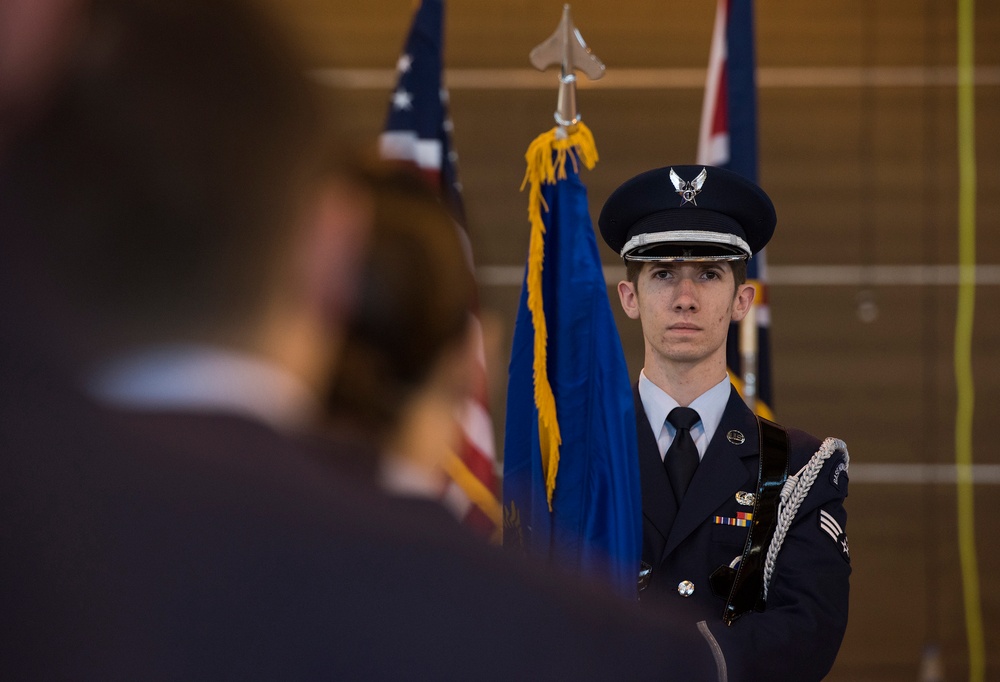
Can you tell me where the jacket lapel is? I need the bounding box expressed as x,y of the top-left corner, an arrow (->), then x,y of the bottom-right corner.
662,386 -> 758,560
633,385 -> 678,547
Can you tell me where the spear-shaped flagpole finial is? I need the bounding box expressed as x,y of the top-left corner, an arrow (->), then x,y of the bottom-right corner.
529,4 -> 605,128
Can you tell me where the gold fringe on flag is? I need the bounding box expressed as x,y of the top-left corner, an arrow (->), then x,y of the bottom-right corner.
519,122 -> 599,511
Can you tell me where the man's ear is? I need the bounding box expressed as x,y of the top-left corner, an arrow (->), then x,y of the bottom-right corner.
618,280 -> 641,320
731,282 -> 756,322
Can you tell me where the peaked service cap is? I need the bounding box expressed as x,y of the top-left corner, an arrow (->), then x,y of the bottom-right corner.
598,165 -> 776,261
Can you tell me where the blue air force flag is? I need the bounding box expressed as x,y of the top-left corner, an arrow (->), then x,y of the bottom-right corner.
503,125 -> 642,599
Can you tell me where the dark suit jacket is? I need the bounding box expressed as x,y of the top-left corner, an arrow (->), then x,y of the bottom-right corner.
636,384 -> 851,681
0,336 -> 724,680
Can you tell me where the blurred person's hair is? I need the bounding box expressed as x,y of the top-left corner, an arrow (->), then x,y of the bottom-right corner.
326,160 -> 476,443
0,0 -> 333,347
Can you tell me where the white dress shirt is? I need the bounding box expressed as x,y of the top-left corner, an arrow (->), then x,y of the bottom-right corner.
85,344 -> 319,432
637,371 -> 732,462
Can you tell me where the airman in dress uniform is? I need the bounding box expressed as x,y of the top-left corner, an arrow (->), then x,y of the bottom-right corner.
600,165 -> 851,681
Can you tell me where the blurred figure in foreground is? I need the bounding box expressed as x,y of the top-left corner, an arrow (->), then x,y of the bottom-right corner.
326,162 -> 477,509
0,0 -> 722,678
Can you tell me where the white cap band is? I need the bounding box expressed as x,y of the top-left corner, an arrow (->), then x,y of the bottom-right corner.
619,229 -> 752,259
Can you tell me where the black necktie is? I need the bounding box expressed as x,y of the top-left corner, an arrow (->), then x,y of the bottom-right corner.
664,407 -> 701,503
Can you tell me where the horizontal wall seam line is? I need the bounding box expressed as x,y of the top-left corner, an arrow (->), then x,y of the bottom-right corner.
849,464 -> 1000,485
313,66 -> 1000,90
476,264 -> 1000,287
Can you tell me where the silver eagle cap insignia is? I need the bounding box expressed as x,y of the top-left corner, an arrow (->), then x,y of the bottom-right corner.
669,167 -> 708,206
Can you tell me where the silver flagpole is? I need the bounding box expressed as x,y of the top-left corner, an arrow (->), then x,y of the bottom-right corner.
740,301 -> 758,413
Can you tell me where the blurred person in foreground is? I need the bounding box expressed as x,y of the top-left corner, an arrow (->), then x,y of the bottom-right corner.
0,0 -> 722,678
325,162 -> 478,513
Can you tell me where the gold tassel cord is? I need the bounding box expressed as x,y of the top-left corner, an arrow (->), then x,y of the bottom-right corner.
520,122 -> 599,511
442,451 -> 503,544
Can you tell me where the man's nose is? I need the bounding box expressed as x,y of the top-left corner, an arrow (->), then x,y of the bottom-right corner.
673,278 -> 698,310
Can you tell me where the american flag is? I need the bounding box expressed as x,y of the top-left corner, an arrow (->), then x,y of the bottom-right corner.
379,0 -> 501,540
697,0 -> 775,415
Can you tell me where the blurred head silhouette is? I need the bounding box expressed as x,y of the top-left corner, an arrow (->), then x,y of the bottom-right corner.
0,0 -> 367,390
326,160 -> 477,496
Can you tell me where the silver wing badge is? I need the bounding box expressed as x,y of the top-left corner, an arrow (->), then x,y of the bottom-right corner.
669,167 -> 708,206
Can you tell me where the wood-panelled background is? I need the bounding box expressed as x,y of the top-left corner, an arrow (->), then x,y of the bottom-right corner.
264,1 -> 999,678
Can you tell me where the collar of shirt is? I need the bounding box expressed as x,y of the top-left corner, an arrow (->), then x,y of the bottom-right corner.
638,371 -> 732,461
84,343 -> 319,432
380,454 -> 447,500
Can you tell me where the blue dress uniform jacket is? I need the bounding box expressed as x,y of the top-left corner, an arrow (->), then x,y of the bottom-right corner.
636,384 -> 850,681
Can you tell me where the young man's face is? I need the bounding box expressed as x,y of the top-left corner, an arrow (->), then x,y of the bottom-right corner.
617,261 -> 754,369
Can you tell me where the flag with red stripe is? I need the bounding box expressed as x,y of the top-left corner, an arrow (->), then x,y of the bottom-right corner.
379,0 -> 501,539
697,0 -> 775,413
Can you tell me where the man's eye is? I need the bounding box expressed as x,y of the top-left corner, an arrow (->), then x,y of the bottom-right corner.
702,270 -> 721,280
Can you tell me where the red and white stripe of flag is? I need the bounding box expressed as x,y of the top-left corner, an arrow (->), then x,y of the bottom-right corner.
697,0 -> 730,167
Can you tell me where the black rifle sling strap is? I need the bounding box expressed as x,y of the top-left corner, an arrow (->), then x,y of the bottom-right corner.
714,415 -> 789,626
